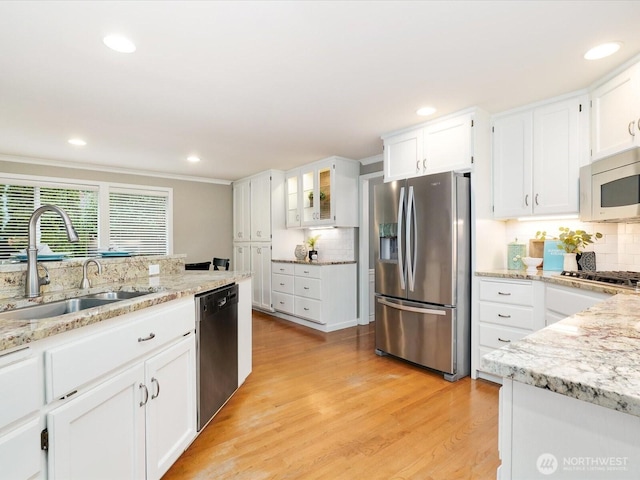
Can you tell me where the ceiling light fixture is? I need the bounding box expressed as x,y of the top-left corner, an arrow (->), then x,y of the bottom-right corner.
416,106 -> 437,117
187,156 -> 201,163
68,138 -> 87,146
103,34 -> 136,53
584,42 -> 622,60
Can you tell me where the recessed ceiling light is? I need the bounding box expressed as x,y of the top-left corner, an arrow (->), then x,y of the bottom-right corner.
68,138 -> 87,146
584,42 -> 622,60
103,34 -> 136,53
187,156 -> 201,163
416,106 -> 437,117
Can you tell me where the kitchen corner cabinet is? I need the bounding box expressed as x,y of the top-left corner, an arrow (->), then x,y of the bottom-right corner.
591,62 -> 640,161
492,93 -> 589,219
0,350 -> 42,480
544,284 -> 610,326
271,262 -> 358,332
382,110 -> 476,182
285,156 -> 360,228
44,298 -> 196,480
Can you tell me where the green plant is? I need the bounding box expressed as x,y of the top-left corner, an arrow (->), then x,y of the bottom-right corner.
307,234 -> 320,250
557,227 -> 602,254
308,190 -> 326,202
535,230 -> 552,240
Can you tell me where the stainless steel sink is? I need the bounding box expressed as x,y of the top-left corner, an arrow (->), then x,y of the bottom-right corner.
0,297 -> 118,321
0,291 -> 152,321
81,291 -> 151,301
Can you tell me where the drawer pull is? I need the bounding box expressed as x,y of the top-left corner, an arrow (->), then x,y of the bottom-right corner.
304,286 -> 310,290
151,377 -> 160,400
280,283 -> 285,286
279,301 -> 285,305
304,307 -> 310,311
498,314 -> 511,318
303,270 -> 310,274
497,291 -> 511,296
139,383 -> 149,407
498,337 -> 511,343
138,333 -> 156,342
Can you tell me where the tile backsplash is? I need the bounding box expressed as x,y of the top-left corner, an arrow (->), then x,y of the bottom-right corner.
305,228 -> 357,262
504,219 -> 640,271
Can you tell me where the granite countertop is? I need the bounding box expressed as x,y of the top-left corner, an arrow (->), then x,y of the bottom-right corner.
476,269 -> 635,295
272,259 -> 357,265
0,270 -> 251,353
482,293 -> 640,417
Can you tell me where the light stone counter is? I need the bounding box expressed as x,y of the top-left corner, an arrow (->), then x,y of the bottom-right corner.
0,270 -> 251,353
482,293 -> 640,417
272,259 -> 356,265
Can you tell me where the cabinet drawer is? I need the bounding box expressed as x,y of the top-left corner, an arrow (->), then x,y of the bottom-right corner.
0,418 -> 41,480
0,354 -> 40,430
479,324 -> 528,350
45,298 -> 195,401
272,273 -> 294,294
295,297 -> 324,324
479,280 -> 533,306
479,302 -> 534,330
272,262 -> 295,275
294,277 -> 321,299
273,292 -> 294,315
294,264 -> 321,279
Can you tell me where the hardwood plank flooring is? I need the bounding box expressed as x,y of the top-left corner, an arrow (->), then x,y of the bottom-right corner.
163,311 -> 500,480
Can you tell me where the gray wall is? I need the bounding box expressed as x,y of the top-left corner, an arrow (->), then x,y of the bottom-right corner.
0,161 -> 232,263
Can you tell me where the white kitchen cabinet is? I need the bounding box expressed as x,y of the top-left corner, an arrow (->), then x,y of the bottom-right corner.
382,127 -> 424,181
0,350 -> 42,480
237,278 -> 252,386
544,284 -> 611,326
285,156 -> 359,228
382,109 -> 479,182
232,179 -> 250,241
250,172 -> 272,241
591,62 -> 640,161
473,278 -> 544,382
251,244 -> 272,311
271,261 -> 357,332
233,244 -> 251,272
492,93 -> 589,218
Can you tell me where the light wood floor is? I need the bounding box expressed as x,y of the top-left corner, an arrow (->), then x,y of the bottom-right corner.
163,311 -> 500,480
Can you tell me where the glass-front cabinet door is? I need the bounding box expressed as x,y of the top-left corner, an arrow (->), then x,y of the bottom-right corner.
302,169 -> 316,224
302,163 -> 334,226
285,172 -> 301,227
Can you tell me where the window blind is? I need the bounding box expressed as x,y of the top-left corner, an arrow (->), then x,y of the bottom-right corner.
108,189 -> 168,255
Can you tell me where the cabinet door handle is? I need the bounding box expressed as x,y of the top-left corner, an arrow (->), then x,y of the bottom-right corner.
279,282 -> 285,286
138,332 -> 156,342
498,313 -> 511,318
416,160 -> 421,172
498,337 -> 511,343
139,383 -> 149,407
535,193 -> 539,206
524,194 -> 529,206
497,291 -> 511,296
629,120 -> 636,136
423,159 -> 427,170
238,232 -> 243,238
151,377 -> 160,400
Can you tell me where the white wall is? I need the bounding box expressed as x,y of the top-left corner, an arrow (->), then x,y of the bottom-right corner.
503,219 -> 640,271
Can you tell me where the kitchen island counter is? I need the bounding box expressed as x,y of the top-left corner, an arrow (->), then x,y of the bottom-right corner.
0,270 -> 251,353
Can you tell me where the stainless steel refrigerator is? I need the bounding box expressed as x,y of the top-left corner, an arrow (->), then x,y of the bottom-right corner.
374,171 -> 470,381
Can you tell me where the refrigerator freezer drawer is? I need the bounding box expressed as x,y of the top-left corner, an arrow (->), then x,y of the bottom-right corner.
375,296 -> 454,374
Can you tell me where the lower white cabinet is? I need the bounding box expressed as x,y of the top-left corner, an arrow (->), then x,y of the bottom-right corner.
251,244 -> 272,311
271,262 -> 357,332
0,418 -> 41,480
47,334 -> 195,480
544,284 -> 611,326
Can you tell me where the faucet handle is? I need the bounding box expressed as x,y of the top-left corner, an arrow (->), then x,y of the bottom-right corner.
38,263 -> 50,287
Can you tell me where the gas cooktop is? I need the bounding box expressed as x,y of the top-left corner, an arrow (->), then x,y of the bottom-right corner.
560,270 -> 640,288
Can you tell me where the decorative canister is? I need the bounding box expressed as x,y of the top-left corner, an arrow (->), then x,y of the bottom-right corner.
507,239 -> 526,270
294,244 -> 308,261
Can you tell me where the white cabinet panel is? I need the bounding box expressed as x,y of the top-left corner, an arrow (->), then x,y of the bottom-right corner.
251,244 -> 272,311
272,292 -> 294,315
294,297 -> 323,323
383,128 -> 424,182
250,173 -> 272,241
0,355 -> 40,430
0,418 -> 41,480
479,279 -> 534,306
272,273 -> 294,294
544,284 -> 611,326
233,244 -> 251,272
423,112 -> 473,173
232,180 -> 250,241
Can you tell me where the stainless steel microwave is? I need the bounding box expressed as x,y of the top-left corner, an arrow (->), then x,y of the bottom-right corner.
580,147 -> 640,222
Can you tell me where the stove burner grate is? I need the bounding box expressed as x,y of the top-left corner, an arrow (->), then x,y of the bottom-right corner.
560,270 -> 640,287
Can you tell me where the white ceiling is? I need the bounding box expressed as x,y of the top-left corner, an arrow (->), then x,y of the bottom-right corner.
1,1 -> 640,183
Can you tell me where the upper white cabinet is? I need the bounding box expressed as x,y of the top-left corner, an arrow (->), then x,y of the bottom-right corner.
492,94 -> 589,219
591,62 -> 640,161
232,179 -> 250,241
285,156 -> 359,228
382,110 -> 476,182
249,173 -> 272,241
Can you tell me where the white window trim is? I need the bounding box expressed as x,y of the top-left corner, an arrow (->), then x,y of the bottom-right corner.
0,173 -> 173,254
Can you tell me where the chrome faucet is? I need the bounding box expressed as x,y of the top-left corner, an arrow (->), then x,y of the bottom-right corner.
26,205 -> 79,298
81,258 -> 102,289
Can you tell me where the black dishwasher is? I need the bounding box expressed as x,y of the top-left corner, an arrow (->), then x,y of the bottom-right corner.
195,283 -> 238,431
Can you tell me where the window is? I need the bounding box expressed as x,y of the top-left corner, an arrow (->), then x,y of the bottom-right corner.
0,175 -> 171,259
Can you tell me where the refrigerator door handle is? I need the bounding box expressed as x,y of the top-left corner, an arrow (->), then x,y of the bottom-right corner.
406,185 -> 417,291
397,186 -> 406,289
377,297 -> 446,316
